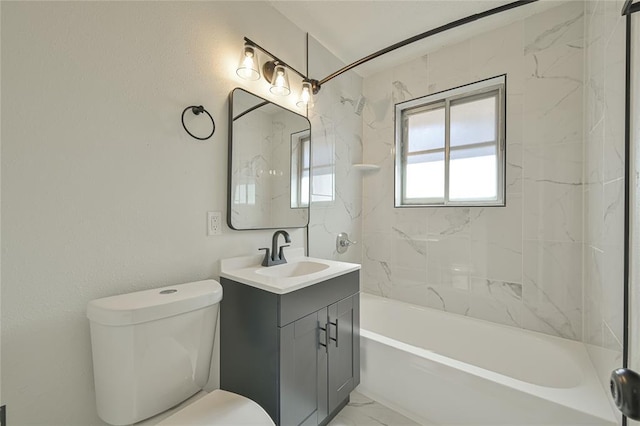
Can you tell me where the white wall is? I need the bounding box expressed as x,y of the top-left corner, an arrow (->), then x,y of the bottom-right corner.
0,2 -> 353,424
361,1 -> 586,339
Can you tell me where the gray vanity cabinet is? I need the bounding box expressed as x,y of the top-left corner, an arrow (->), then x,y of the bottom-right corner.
327,295 -> 359,414
220,271 -> 359,426
280,308 -> 328,426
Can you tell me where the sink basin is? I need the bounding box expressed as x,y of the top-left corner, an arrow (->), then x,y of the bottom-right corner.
220,248 -> 361,294
255,261 -> 330,278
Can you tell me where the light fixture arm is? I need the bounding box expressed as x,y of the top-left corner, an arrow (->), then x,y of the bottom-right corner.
244,37 -> 308,81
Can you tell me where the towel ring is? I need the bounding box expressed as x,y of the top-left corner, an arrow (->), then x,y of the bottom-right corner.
181,105 -> 215,140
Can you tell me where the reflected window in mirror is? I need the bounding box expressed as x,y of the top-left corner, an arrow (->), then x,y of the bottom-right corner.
291,131 -> 310,209
228,88 -> 311,230
311,122 -> 335,204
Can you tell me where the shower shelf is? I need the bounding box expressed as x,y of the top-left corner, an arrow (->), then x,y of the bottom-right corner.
352,163 -> 380,171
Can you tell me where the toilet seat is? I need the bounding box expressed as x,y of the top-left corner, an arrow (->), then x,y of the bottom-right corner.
156,390 -> 275,425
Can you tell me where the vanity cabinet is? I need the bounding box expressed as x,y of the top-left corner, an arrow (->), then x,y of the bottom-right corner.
220,271 -> 359,426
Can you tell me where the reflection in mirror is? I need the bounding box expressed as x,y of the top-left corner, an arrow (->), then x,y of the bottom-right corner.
290,130 -> 310,209
310,120 -> 335,203
228,88 -> 311,230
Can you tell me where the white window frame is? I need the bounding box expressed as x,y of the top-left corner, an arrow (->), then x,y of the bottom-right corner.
394,75 -> 506,207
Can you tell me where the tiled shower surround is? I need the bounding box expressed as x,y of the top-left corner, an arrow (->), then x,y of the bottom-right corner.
361,2 -> 588,340
583,0 -> 625,353
308,37 -> 364,264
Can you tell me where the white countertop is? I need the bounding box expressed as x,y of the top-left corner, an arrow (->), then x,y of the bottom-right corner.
219,248 -> 361,295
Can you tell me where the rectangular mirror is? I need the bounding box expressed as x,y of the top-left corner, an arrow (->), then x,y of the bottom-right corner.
228,88 -> 311,230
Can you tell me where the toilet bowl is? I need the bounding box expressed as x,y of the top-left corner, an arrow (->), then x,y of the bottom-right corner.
87,280 -> 274,426
155,390 -> 273,425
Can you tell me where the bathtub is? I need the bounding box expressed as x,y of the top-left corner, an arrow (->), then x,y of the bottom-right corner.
358,293 -> 618,426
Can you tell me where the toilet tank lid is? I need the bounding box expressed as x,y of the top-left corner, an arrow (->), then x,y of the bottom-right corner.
87,280 -> 223,326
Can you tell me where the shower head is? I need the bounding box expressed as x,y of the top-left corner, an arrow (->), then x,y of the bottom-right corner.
340,95 -> 367,116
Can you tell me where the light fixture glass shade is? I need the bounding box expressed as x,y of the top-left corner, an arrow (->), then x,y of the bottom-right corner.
269,64 -> 291,96
236,43 -> 260,81
296,80 -> 314,108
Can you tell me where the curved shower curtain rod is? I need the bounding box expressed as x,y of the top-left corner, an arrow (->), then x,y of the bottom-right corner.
309,0 -> 539,93
244,1 -> 540,95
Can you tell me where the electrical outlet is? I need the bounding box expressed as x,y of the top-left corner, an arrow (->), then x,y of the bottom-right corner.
207,211 -> 222,236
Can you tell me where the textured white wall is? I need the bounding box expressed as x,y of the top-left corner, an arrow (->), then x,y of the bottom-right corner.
0,2 -> 348,424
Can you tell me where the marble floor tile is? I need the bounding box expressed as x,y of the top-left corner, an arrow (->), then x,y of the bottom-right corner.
329,391 -> 430,426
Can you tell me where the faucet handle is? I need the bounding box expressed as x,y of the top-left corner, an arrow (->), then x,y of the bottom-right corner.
259,247 -> 271,266
336,232 -> 357,254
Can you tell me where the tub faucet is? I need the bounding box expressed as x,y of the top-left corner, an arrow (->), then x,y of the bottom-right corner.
259,230 -> 291,266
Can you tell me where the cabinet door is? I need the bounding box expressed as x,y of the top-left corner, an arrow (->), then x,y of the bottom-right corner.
280,308 -> 328,426
327,293 -> 359,414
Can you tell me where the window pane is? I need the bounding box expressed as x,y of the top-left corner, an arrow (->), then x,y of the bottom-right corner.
300,172 -> 309,206
291,133 -> 310,208
450,95 -> 496,147
407,107 -> 445,152
311,132 -> 335,202
312,171 -> 334,202
405,152 -> 445,201
302,139 -> 310,168
449,145 -> 497,201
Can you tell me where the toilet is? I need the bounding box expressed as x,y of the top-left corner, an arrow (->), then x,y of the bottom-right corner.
86,279 -> 274,425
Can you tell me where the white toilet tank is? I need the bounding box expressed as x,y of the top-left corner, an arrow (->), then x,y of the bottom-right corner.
87,280 -> 223,426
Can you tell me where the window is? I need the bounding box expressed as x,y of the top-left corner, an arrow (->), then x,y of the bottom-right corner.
395,75 -> 505,207
291,131 -> 310,208
290,126 -> 336,208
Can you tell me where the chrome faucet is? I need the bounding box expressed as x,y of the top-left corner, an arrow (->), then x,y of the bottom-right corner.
259,230 -> 291,266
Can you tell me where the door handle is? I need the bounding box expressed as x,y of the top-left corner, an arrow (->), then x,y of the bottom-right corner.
318,322 -> 328,353
611,368 -> 640,420
329,319 -> 338,347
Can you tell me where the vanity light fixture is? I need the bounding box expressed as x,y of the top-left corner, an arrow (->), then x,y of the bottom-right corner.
297,80 -> 315,108
267,63 -> 291,96
236,42 -> 260,81
235,37 -> 319,107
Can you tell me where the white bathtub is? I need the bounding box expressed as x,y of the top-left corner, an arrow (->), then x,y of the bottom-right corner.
358,293 -> 618,426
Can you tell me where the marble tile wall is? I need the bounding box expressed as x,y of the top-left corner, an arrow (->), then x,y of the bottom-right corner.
230,108 -> 309,229
308,37 -> 364,264
583,0 -> 625,352
269,110 -> 310,226
231,109 -> 273,227
583,0 -> 625,414
361,1 -> 587,340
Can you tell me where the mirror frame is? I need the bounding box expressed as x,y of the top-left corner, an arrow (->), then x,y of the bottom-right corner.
227,88 -> 312,230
